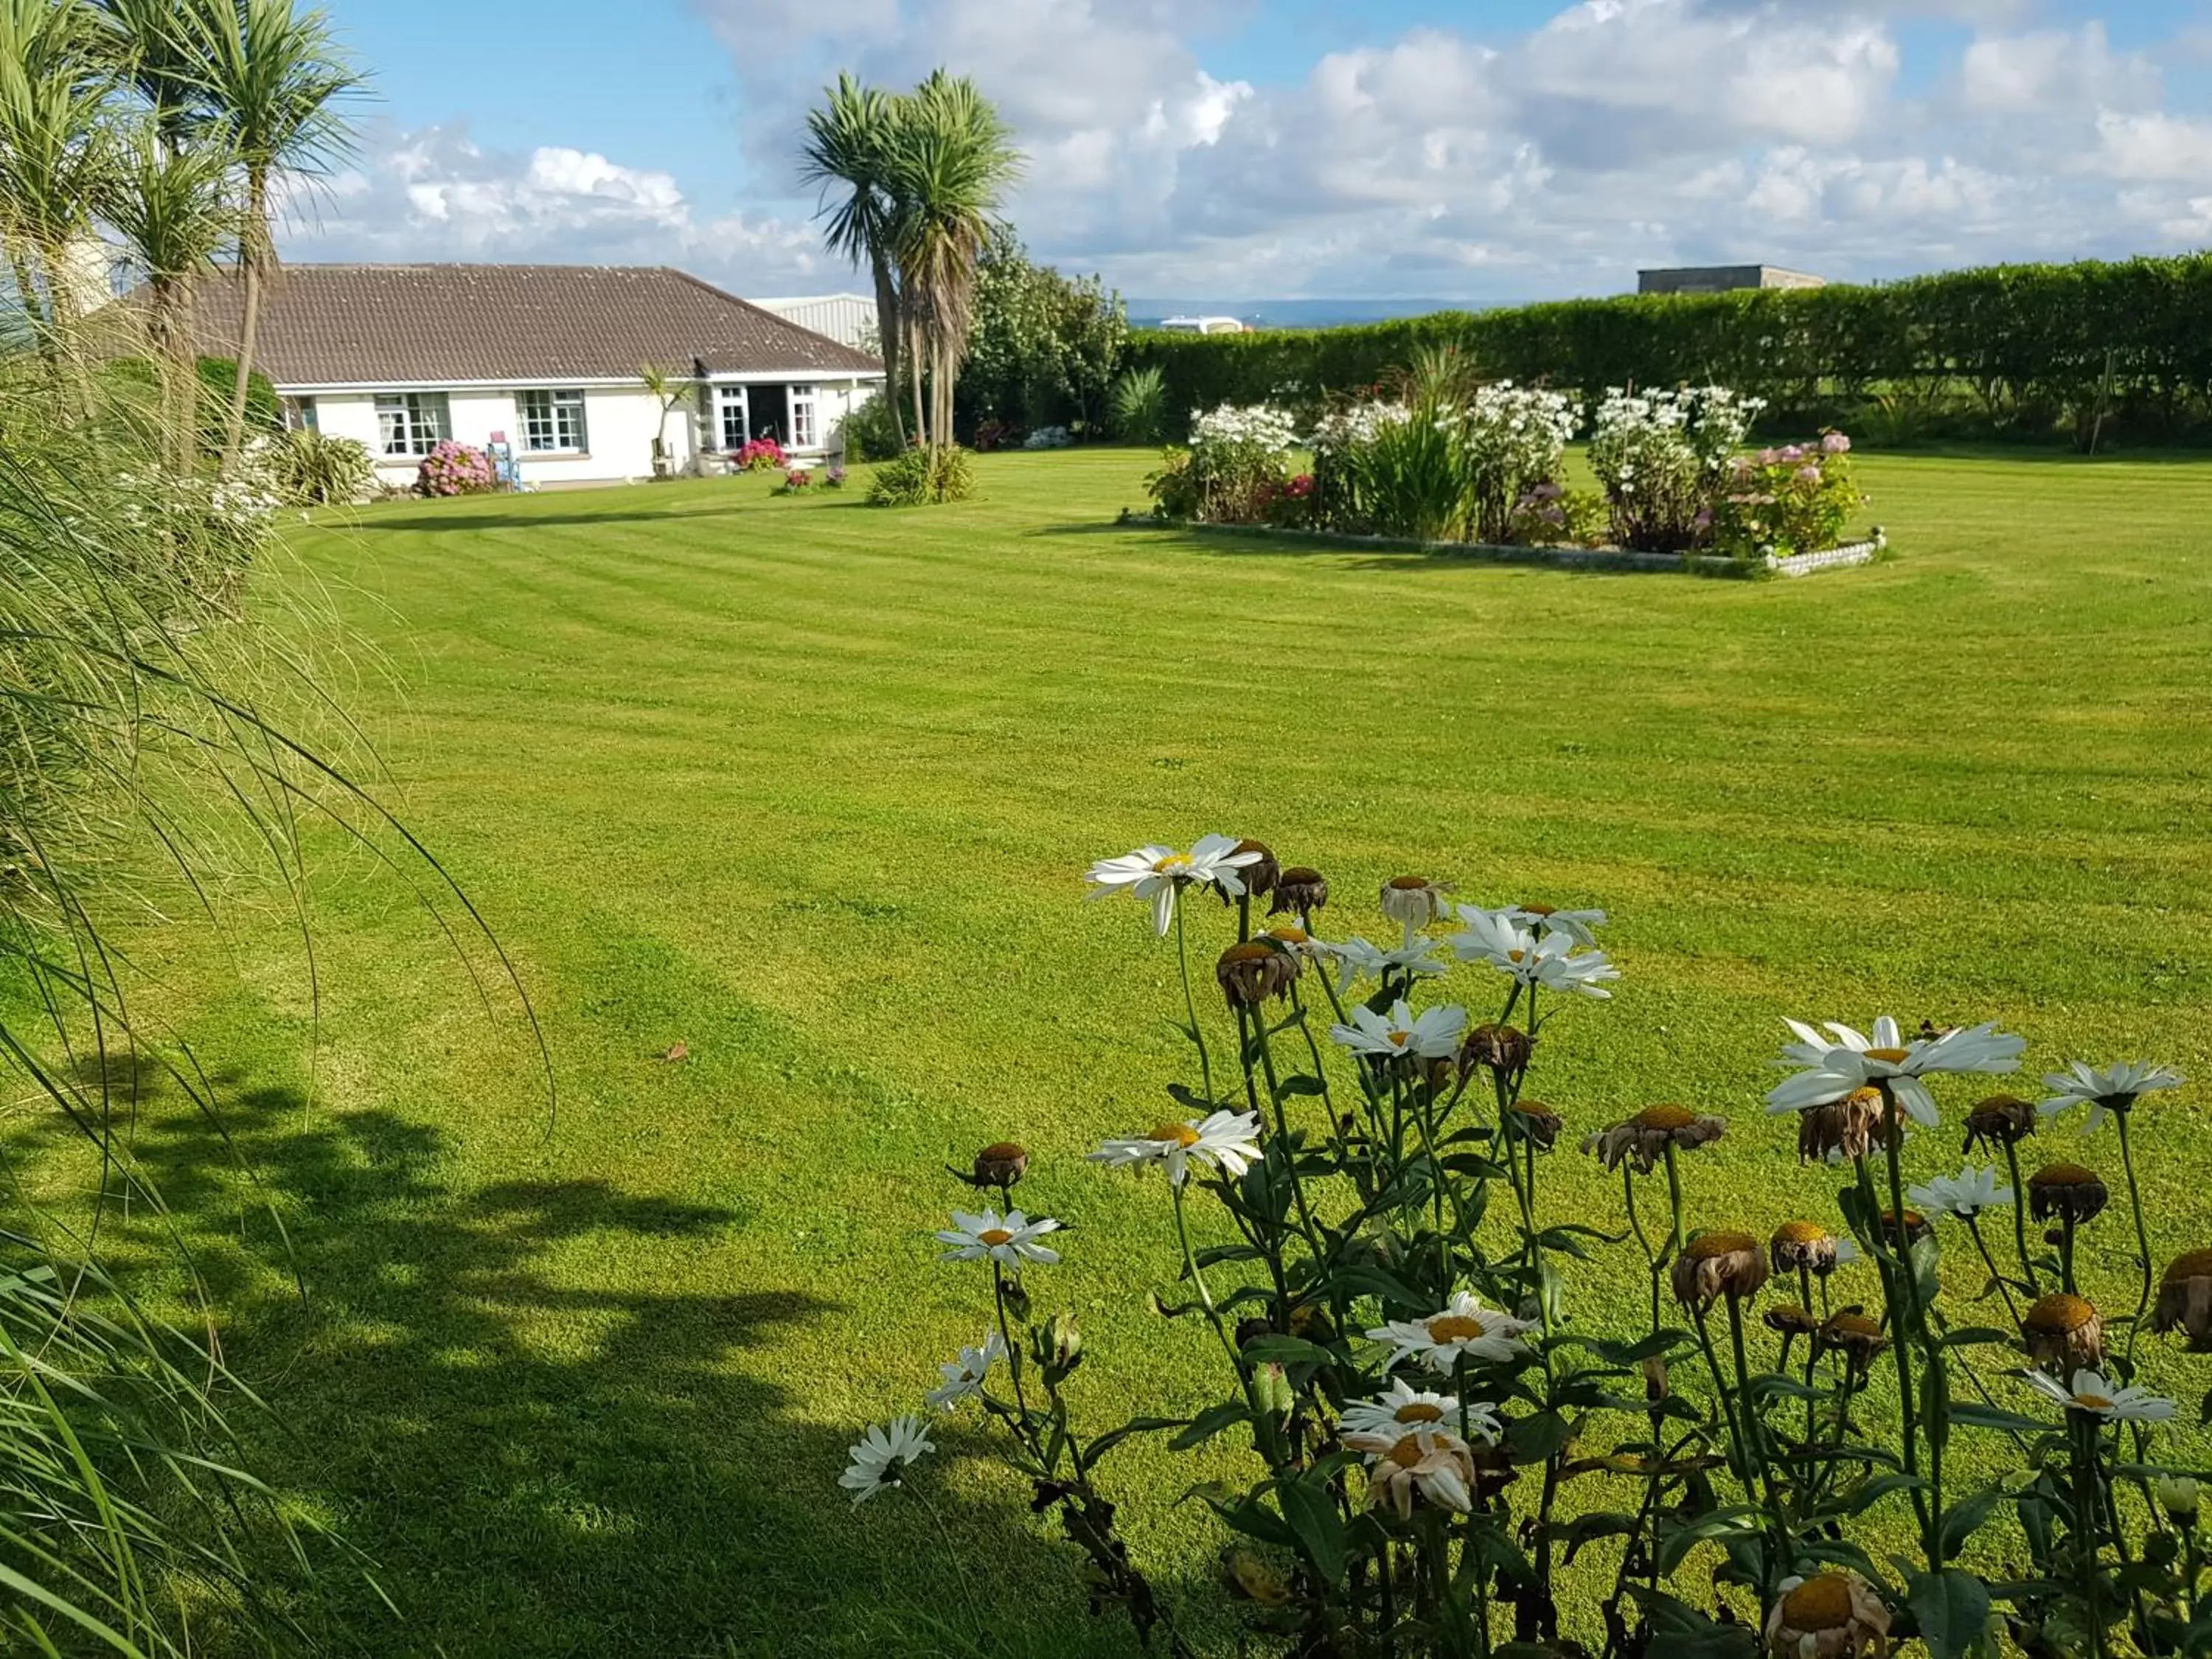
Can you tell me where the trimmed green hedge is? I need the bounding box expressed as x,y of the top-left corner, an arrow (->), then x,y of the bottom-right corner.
1125,253 -> 2212,448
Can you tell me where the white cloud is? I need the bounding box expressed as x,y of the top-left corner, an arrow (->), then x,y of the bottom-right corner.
280,1 -> 2212,299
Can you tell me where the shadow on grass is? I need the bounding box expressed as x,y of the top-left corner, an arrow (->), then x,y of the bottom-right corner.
56,1071 -> 1172,1659
1027,517 -> 1685,575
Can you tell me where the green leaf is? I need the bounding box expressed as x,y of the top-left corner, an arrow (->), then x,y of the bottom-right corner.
1239,1335 -> 1336,1370
1947,1401 -> 2043,1433
1169,1400 -> 1251,1450
1923,1354 -> 1951,1458
1941,1326 -> 2017,1349
1907,1568 -> 1992,1659
1079,1416 -> 1186,1469
1276,1475 -> 1348,1583
1937,1489 -> 2003,1564
1273,1074 -> 1326,1098
1505,1410 -> 1573,1465
1656,1510 -> 1758,1576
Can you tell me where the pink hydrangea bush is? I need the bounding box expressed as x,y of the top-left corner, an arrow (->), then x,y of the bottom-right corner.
416,442 -> 495,498
736,437 -> 787,472
1711,430 -> 1865,560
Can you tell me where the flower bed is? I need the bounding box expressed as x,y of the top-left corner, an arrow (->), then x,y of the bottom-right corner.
1147,383 -> 1874,569
844,838 -> 2197,1658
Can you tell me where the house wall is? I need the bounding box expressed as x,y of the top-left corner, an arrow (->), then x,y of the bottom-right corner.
308,384 -> 699,490
308,376 -> 880,490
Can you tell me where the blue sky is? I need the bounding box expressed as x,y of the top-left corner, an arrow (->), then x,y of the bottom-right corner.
293,0 -> 2212,300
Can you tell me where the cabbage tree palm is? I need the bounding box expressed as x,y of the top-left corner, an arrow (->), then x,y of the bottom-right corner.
799,74 -> 908,448
188,0 -> 358,472
0,0 -> 114,361
882,72 -> 1019,452
105,120 -> 236,466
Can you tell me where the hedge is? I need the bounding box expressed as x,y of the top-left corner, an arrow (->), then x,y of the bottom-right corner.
1124,252 -> 2212,448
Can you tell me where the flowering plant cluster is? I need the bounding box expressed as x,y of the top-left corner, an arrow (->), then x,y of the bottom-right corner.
1150,402 -> 1303,523
847,832 -> 2208,1659
1709,433 -> 1865,562
415,441 -> 496,498
823,465 -> 847,490
1460,381 -> 1583,543
1587,387 -> 1767,552
111,462 -> 278,611
734,437 -> 787,472
1023,425 -> 1075,450
776,467 -> 813,494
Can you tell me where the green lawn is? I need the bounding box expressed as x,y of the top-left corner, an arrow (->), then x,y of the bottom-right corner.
28,448 -> 2212,1656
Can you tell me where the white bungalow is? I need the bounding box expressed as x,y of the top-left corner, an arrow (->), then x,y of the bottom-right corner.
184,262 -> 886,490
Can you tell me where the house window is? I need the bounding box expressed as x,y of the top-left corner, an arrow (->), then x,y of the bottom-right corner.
714,385 -> 750,450
788,385 -> 818,450
280,396 -> 318,431
518,388 -> 588,453
375,392 -> 448,457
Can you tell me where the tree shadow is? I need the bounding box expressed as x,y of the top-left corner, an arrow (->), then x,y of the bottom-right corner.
49,1071 -> 1178,1659
1026,518 -> 1697,575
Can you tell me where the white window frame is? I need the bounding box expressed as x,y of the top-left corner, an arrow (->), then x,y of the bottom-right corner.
281,396 -> 318,432
518,388 -> 588,453
714,385 -> 751,450
788,384 -> 818,451
375,392 -> 448,457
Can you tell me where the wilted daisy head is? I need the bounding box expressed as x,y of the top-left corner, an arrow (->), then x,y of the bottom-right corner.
2022,1292 -> 2106,1372
1379,875 -> 1453,936
2156,1249 -> 2212,1351
1961,1093 -> 2037,1154
2027,1161 -> 2110,1225
1505,1099 -> 1563,1152
1770,1220 -> 1838,1275
1672,1230 -> 1768,1308
1583,1103 -> 1727,1174
1230,839 -> 1281,898
1793,1087 -> 1885,1164
959,1141 -> 1029,1192
1216,938 -> 1301,1007
1458,1022 -> 1534,1085
1763,1571 -> 1891,1659
1270,866 -> 1328,917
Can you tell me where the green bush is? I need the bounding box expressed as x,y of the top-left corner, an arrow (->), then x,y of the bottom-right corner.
867,443 -> 975,506
262,426 -> 375,506
839,393 -> 906,463
1124,251 -> 2212,449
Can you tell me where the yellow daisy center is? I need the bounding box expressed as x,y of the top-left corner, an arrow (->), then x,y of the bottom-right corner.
2025,1293 -> 2098,1333
1150,1124 -> 1203,1147
1426,1313 -> 1488,1343
1151,853 -> 1192,874
1506,948 -> 1527,963
1864,1046 -> 1910,1064
1781,1576 -> 1855,1630
1267,926 -> 1310,946
1521,903 -> 1555,917
977,1228 -> 1015,1247
1386,1436 -> 1429,1470
1635,1103 -> 1697,1130
1394,1402 -> 1445,1424
2076,1391 -> 2114,1410
2166,1250 -> 2212,1284
1386,877 -> 1430,892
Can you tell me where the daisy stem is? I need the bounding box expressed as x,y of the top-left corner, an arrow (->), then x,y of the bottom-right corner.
2061,1213 -> 2079,1295
1174,897 -> 1215,1105
2116,1110 -> 2154,1364
910,1481 -> 990,1644
1624,1165 -> 1660,1340
1688,1304 -> 1750,1492
1965,1215 -> 2024,1329
1798,1265 -> 1818,1450
1250,1012 -> 1330,1284
1725,1293 -> 1787,1585
2003,1138 -> 2040,1295
1170,1180 -> 1244,1378
1859,1136 -> 1934,1559
990,1264 -> 1032,1425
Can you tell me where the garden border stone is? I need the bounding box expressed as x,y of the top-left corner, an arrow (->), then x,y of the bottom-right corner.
1116,512 -> 1887,579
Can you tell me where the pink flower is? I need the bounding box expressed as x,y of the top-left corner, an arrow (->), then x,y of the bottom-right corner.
1778,445 -> 1805,463
1692,507 -> 1714,530
1822,431 -> 1852,454
1795,465 -> 1823,483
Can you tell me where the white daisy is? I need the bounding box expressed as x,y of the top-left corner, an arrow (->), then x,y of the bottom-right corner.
925,1333 -> 1006,1411
1907,1165 -> 2011,1220
1367,1292 -> 1534,1372
1085,834 -> 1265,935
1339,1377 -> 1502,1444
1313,935 -> 1450,994
1766,1016 -> 2025,1128
838,1414 -> 936,1504
1088,1110 -> 1262,1186
935,1207 -> 1063,1266
2024,1367 -> 2177,1424
1450,910 -> 1619,1001
1344,1425 -> 1475,1517
1330,999 -> 1467,1064
2039,1060 -> 2186,1133
1462,902 -> 1608,950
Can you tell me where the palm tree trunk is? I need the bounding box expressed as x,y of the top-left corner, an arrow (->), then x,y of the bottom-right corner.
222,172 -> 271,475
908,310 -> 928,448
869,251 -> 905,448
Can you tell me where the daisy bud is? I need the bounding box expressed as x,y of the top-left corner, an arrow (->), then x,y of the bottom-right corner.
1216,939 -> 1301,1007
1817,1309 -> 1888,1367
1231,840 -> 1280,898
1270,867 -> 1328,917
1459,1023 -> 1534,1084
1770,1221 -> 1839,1276
2154,1250 -> 2212,1351
1763,1572 -> 1891,1659
2022,1292 -> 2106,1373
1641,1353 -> 1669,1402
1040,1311 -> 1083,1378
1672,1230 -> 1768,1309
1962,1092 -> 2037,1153
1222,1546 -> 1293,1605
2028,1162 -> 2110,1225
1252,1362 -> 1294,1420
2157,1475 -> 2201,1523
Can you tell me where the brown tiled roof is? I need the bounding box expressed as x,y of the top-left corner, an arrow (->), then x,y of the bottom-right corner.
176,262 -> 881,386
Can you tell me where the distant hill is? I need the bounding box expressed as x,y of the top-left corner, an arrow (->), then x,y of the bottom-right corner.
1127,298 -> 1523,330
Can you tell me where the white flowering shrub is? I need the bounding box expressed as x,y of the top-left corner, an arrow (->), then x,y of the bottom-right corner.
1588,386 -> 1768,552
848,835 -> 2208,1659
1460,381 -> 1582,543
1150,402 -> 1301,522
1022,425 -> 1074,450
110,460 -> 278,611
